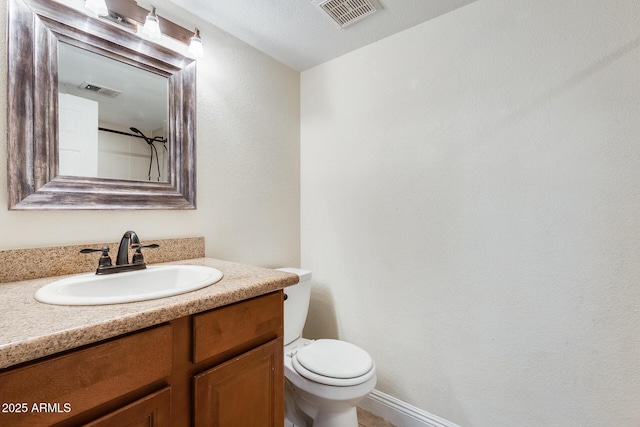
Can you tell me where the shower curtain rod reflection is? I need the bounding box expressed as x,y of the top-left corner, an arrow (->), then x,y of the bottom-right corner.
98,127 -> 167,143
97,126 -> 168,181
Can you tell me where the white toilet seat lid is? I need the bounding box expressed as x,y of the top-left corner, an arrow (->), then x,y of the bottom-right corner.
292,339 -> 374,386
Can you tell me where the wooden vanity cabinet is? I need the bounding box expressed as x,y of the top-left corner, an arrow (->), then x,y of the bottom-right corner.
192,291 -> 284,426
0,291 -> 284,427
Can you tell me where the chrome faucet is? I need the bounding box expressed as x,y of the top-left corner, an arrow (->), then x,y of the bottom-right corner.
81,230 -> 159,275
116,230 -> 140,265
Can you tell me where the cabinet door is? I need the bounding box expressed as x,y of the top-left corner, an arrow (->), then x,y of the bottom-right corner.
84,387 -> 171,427
193,337 -> 284,427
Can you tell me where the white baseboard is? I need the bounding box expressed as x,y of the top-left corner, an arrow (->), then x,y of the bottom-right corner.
358,389 -> 460,427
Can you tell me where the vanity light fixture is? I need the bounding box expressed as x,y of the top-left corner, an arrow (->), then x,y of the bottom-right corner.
85,0 -> 108,16
188,28 -> 204,58
95,0 -> 204,58
142,6 -> 162,39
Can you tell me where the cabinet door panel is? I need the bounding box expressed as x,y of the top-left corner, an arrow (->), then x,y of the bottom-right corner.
84,387 -> 171,427
193,337 -> 284,427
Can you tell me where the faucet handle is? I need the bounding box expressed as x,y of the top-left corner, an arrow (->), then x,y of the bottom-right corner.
132,243 -> 159,264
80,246 -> 112,268
136,244 -> 160,249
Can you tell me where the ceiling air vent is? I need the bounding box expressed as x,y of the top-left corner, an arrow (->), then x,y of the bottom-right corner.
314,0 -> 382,28
78,81 -> 122,98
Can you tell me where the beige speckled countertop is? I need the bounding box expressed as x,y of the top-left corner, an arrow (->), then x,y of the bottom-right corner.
0,258 -> 299,369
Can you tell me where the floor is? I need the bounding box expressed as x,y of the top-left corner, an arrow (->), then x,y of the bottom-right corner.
357,407 -> 397,427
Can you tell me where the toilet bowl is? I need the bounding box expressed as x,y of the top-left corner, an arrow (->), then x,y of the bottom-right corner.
277,268 -> 377,427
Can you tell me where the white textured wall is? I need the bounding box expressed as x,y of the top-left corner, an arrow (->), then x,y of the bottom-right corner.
301,0 -> 640,425
0,0 -> 300,268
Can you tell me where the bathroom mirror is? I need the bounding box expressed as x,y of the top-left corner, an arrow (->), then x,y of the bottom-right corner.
7,0 -> 196,209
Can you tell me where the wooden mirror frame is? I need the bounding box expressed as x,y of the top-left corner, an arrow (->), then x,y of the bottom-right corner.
7,0 -> 196,210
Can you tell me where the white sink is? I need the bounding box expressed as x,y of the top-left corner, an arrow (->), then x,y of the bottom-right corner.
34,265 -> 224,306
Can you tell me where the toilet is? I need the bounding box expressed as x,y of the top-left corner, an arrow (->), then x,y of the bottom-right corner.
277,268 -> 377,427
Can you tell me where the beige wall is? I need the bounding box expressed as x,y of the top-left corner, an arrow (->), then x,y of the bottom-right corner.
0,0 -> 300,268
301,0 -> 640,425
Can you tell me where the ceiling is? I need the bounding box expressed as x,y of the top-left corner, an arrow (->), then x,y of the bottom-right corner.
167,0 -> 478,71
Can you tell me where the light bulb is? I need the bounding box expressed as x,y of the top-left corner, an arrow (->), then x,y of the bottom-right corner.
85,0 -> 108,16
142,7 -> 162,40
188,29 -> 204,58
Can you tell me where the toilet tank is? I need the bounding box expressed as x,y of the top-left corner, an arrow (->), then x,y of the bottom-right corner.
276,268 -> 312,345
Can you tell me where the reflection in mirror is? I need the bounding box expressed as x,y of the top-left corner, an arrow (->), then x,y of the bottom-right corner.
58,43 -> 169,182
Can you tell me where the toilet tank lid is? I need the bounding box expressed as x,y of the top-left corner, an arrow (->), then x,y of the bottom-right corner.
275,267 -> 312,282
